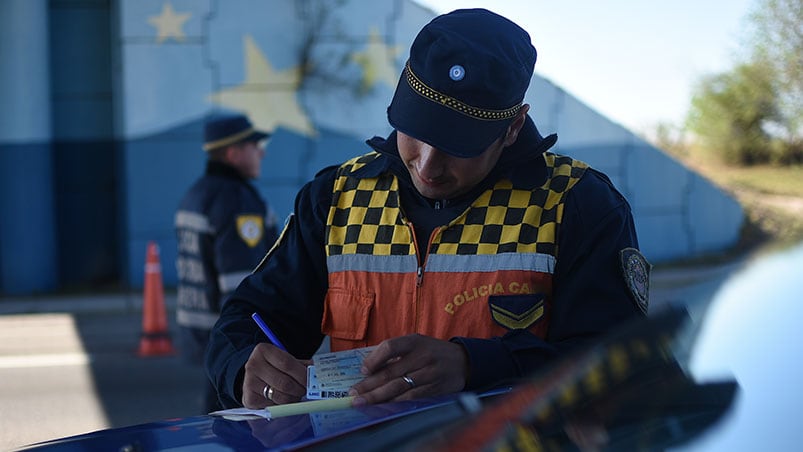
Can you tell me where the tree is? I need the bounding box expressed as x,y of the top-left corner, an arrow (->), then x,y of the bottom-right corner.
685,0 -> 802,165
749,0 -> 803,163
686,62 -> 779,164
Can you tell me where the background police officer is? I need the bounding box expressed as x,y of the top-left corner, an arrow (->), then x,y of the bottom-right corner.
175,112 -> 279,412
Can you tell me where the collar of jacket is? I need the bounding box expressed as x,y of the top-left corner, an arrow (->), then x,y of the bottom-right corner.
205,160 -> 248,182
363,115 -> 558,191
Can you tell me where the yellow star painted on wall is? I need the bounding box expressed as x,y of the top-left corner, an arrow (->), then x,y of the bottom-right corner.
351,27 -> 402,92
148,2 -> 191,43
209,35 -> 316,137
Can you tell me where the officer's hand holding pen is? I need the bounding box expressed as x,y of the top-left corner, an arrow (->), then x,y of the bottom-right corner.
241,313 -> 309,408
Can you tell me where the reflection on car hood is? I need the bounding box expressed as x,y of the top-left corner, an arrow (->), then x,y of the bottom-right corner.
679,242 -> 803,451
19,306 -> 742,452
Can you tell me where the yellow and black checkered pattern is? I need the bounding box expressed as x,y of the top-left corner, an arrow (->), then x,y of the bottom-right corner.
416,309 -> 698,452
431,153 -> 588,256
484,333 -> 679,452
326,152 -> 588,257
327,153 -> 414,256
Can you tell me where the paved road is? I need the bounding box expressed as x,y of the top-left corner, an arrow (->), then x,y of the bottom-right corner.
0,293 -> 205,450
0,259 -> 743,450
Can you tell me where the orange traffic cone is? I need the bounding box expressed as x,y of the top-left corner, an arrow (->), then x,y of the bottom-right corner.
137,241 -> 176,357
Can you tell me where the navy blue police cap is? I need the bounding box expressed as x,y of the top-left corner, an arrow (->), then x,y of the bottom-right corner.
388,8 -> 536,158
203,113 -> 270,152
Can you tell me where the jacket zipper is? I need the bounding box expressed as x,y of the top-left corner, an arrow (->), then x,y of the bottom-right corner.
408,222 -> 441,331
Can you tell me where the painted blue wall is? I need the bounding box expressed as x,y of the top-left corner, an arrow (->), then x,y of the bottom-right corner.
0,0 -> 745,295
0,0 -> 58,294
50,0 -> 119,289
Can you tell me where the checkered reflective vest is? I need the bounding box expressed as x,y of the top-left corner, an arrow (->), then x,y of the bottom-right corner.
323,151 -> 588,351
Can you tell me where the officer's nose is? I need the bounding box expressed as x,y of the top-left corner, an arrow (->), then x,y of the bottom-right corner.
416,145 -> 447,180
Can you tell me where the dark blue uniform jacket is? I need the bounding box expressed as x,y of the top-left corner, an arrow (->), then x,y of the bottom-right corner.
206,118 -> 645,408
176,160 -> 278,363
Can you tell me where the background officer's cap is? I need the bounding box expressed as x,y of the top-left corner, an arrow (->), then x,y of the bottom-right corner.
203,113 -> 270,152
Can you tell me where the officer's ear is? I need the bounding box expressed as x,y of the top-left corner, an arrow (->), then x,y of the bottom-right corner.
222,144 -> 242,165
502,104 -> 530,147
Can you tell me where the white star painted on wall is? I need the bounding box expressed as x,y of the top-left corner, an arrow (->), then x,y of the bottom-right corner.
148,2 -> 191,43
351,27 -> 402,92
209,35 -> 316,137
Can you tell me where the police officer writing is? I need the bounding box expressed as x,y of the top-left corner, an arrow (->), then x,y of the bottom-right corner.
206,9 -> 649,410
176,113 -> 279,413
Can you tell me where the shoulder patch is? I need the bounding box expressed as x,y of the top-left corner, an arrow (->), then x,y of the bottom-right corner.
620,248 -> 650,314
236,215 -> 264,248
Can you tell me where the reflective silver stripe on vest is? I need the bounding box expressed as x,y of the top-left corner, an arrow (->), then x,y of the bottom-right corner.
175,210 -> 214,233
326,253 -> 554,274
326,254 -> 418,273
218,270 -> 251,293
426,253 -> 556,273
176,309 -> 219,329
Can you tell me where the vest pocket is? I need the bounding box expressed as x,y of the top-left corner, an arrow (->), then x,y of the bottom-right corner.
322,288 -> 374,341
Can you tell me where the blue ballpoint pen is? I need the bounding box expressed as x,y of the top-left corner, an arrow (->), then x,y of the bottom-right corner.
251,312 -> 288,352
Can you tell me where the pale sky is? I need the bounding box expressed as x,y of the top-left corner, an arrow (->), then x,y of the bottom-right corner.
414,0 -> 756,135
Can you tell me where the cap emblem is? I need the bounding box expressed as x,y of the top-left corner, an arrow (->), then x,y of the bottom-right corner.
449,64 -> 465,81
